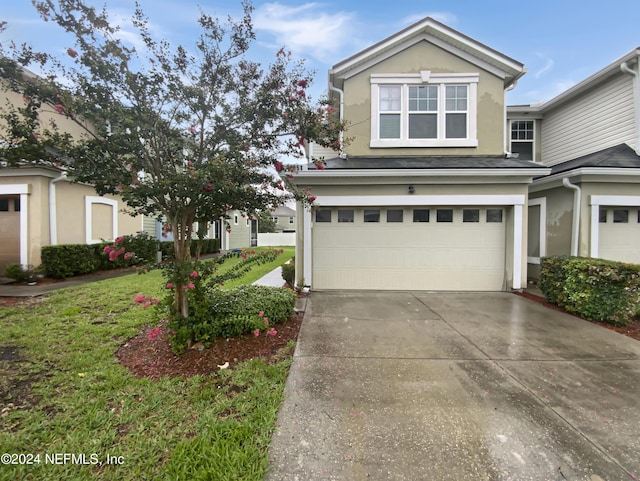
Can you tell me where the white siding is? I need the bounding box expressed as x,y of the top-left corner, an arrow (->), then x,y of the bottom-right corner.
308,142 -> 339,160
142,215 -> 157,238
541,74 -> 635,166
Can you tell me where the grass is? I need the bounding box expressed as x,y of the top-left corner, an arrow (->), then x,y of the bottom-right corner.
0,247 -> 294,481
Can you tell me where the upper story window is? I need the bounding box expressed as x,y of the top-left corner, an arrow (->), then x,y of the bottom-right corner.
371,71 -> 479,148
510,120 -> 534,161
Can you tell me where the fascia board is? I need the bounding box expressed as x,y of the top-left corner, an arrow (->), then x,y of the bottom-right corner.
293,168 -> 550,179
531,167 -> 640,188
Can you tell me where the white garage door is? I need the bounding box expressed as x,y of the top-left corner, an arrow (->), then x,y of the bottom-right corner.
312,206 -> 506,291
598,207 -> 640,264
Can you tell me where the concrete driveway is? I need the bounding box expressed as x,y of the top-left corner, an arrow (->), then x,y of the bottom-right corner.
267,292 -> 640,481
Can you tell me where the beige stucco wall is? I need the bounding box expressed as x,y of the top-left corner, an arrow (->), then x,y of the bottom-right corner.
530,186 -> 573,258
342,40 -> 506,157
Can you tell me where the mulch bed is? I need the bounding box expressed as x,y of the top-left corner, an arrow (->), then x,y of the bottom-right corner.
515,291 -> 640,342
115,313 -> 303,379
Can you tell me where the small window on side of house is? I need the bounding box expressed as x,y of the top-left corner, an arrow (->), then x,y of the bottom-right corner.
599,208 -> 607,223
246,217 -> 250,227
413,209 -> 429,222
315,209 -> 331,223
436,209 -> 453,222
234,214 -> 238,225
387,209 -> 404,222
613,209 -> 629,223
0,199 -> 9,212
289,216 -> 294,224
364,209 -> 380,223
487,209 -> 503,223
463,209 -> 479,223
338,209 -> 354,223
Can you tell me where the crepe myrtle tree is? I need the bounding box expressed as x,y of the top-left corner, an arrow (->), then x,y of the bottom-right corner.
0,0 -> 342,319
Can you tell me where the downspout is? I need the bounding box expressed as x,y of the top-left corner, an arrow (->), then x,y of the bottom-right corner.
562,177 -> 581,256
504,79 -> 519,156
328,71 -> 345,159
620,60 -> 640,155
49,171 -> 67,245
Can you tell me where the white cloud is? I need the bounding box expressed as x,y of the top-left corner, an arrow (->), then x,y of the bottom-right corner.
399,12 -> 458,26
253,2 -> 355,62
534,52 -> 554,79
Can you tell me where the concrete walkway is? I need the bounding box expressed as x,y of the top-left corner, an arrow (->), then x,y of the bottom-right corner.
252,266 -> 285,288
267,291 -> 640,481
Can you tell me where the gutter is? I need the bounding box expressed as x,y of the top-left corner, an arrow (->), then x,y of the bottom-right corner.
504,79 -> 518,156
620,59 -> 640,155
328,71 -> 345,159
562,177 -> 581,256
49,170 -> 67,245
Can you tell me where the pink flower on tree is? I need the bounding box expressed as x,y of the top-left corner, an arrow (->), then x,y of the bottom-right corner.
253,329 -> 260,337
264,317 -> 269,327
204,184 -> 213,191
187,282 -> 195,289
114,236 -> 125,244
274,161 -> 283,172
166,282 -> 174,289
258,311 -> 264,317
190,271 -> 199,278
66,47 -> 78,58
296,79 -> 308,88
103,245 -> 113,254
54,104 -> 65,115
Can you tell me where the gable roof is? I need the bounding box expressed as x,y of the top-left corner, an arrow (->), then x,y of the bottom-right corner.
272,205 -> 296,216
330,17 -> 525,88
508,47 -> 640,114
550,143 -> 640,174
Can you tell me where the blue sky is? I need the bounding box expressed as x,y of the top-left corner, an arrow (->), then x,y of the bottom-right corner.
2,0 -> 640,105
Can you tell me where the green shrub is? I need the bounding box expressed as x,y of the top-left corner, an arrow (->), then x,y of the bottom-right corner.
168,285 -> 296,352
4,263 -> 38,282
281,258 -> 295,286
41,244 -> 98,278
540,256 -> 640,326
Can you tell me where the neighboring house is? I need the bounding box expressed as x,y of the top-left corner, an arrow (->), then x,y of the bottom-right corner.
141,209 -> 257,250
0,73 -> 143,273
290,17 -> 549,291
510,48 -> 640,278
270,205 -> 296,232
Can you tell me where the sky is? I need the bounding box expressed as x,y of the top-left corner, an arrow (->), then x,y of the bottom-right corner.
2,0 -> 640,106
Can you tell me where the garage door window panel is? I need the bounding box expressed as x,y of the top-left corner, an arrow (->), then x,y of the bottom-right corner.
0,199 -> 9,212
315,209 -> 332,223
364,209 -> 380,223
487,209 -> 503,223
413,209 -> 430,222
613,209 -> 628,223
463,209 -> 479,223
436,209 -> 453,222
599,208 -> 607,223
387,209 -> 404,222
338,210 -> 354,223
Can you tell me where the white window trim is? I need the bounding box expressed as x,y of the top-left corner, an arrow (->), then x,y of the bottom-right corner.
527,197 -> 546,264
85,196 -> 118,244
0,184 -> 29,266
510,119 -> 536,162
371,72 -> 479,148
589,195 -> 640,258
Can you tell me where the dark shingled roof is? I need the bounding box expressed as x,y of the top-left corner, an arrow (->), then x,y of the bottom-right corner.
550,143 -> 640,175
309,155 -> 545,170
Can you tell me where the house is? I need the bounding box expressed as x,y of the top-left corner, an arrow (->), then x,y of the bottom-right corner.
270,205 -> 296,232
508,48 -> 640,278
0,71 -> 143,273
289,17 -> 550,291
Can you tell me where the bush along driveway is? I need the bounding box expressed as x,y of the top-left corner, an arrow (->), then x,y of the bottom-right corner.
0,247 -> 299,481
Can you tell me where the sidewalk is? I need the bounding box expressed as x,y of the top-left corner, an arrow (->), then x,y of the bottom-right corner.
252,266 -> 285,288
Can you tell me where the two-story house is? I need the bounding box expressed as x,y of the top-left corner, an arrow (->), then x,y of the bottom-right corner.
289,17 -> 550,291
508,48 -> 640,279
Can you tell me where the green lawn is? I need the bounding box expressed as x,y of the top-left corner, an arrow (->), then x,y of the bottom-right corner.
0,247 -> 294,481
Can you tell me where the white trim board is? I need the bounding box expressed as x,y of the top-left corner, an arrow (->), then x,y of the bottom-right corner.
0,184 -> 30,266
305,194 -> 525,290
85,196 -> 118,244
314,194 -> 526,207
527,197 -> 547,264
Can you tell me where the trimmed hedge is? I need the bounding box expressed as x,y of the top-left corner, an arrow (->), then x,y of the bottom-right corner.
41,235 -> 221,278
169,285 -> 296,352
540,256 -> 640,326
41,233 -> 157,278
